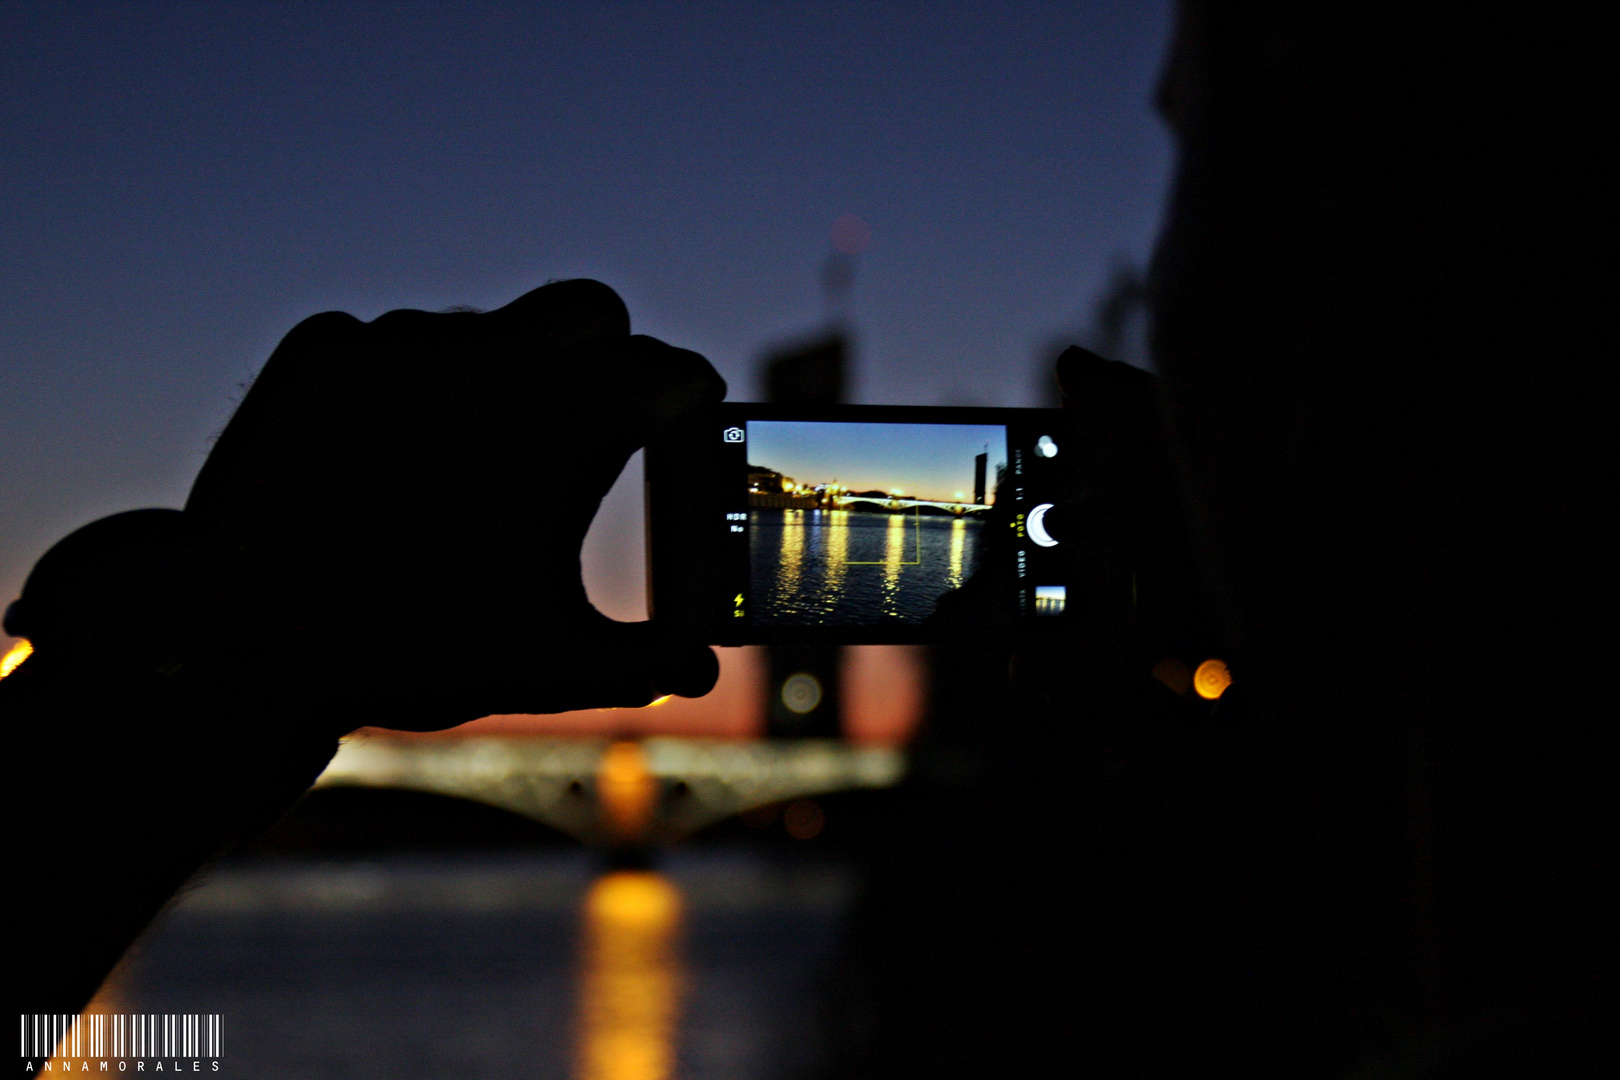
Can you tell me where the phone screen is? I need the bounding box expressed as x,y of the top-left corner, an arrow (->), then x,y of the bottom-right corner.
739,420 -> 1006,627
648,404 -> 1069,644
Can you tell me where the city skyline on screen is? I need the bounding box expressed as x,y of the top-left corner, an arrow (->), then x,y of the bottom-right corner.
746,421 -> 1007,504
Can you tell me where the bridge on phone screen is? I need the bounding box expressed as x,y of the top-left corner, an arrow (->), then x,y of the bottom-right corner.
749,492 -> 992,517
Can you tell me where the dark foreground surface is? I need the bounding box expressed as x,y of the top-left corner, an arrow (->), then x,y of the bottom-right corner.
112,847 -> 855,1080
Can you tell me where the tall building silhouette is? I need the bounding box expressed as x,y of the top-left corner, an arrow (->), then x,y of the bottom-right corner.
755,244 -> 859,740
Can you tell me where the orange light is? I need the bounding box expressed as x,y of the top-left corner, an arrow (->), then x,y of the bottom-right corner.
597,741 -> 659,842
1193,659 -> 1232,700
841,645 -> 928,745
0,639 -> 33,680
577,871 -> 683,1080
584,870 -> 682,933
644,695 -> 673,708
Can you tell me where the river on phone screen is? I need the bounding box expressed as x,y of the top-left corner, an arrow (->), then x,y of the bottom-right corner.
750,508 -> 984,625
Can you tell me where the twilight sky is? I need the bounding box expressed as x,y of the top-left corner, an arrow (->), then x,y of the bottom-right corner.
1,1 -> 1174,648
747,421 -> 1006,503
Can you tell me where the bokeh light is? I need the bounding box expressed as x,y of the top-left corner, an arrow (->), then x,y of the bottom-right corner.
1193,659 -> 1232,700
783,799 -> 825,840
1150,657 -> 1192,696
830,213 -> 872,255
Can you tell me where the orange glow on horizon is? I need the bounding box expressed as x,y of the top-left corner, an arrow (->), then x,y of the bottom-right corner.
448,646 -> 767,740
0,638 -> 33,680
1194,659 -> 1232,700
357,642 -> 925,746
841,645 -> 928,744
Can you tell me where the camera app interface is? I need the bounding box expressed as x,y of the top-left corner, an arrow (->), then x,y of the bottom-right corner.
740,420 -> 1008,626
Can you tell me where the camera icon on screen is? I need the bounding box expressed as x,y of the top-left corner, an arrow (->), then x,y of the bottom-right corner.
723,426 -> 746,443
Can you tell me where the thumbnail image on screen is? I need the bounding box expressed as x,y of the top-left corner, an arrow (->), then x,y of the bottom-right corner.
746,420 -> 1008,626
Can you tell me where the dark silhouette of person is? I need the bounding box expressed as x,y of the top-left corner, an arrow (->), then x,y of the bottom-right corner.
822,6 -> 1610,1079
2,279 -> 724,1047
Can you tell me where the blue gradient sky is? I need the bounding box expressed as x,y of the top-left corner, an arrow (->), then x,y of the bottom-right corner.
747,421 -> 1006,503
1,1 -> 1173,639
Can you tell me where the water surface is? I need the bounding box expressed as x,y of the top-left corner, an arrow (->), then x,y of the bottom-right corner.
750,508 -> 983,625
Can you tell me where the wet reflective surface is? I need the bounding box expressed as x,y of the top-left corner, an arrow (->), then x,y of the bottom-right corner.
750,509 -> 981,625
113,850 -> 854,1080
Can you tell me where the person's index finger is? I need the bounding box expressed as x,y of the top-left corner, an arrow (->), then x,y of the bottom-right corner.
489,278 -> 631,350
600,335 -> 727,432
1056,344 -> 1157,407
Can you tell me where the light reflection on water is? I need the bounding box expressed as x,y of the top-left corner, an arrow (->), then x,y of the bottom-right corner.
106,851 -> 851,1078
882,515 -> 906,616
751,509 -> 984,626
577,872 -> 682,1080
948,517 -> 967,590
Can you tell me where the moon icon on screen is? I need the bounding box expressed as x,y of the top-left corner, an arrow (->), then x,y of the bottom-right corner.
1028,503 -> 1058,547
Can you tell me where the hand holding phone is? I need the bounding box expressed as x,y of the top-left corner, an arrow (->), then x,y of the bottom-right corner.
184,279 -> 724,729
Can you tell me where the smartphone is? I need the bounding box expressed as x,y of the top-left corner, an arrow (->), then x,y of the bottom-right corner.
645,403 -> 1073,644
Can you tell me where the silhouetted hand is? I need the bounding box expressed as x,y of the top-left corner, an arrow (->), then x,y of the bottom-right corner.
2,280 -> 724,1027
184,278 -> 723,731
